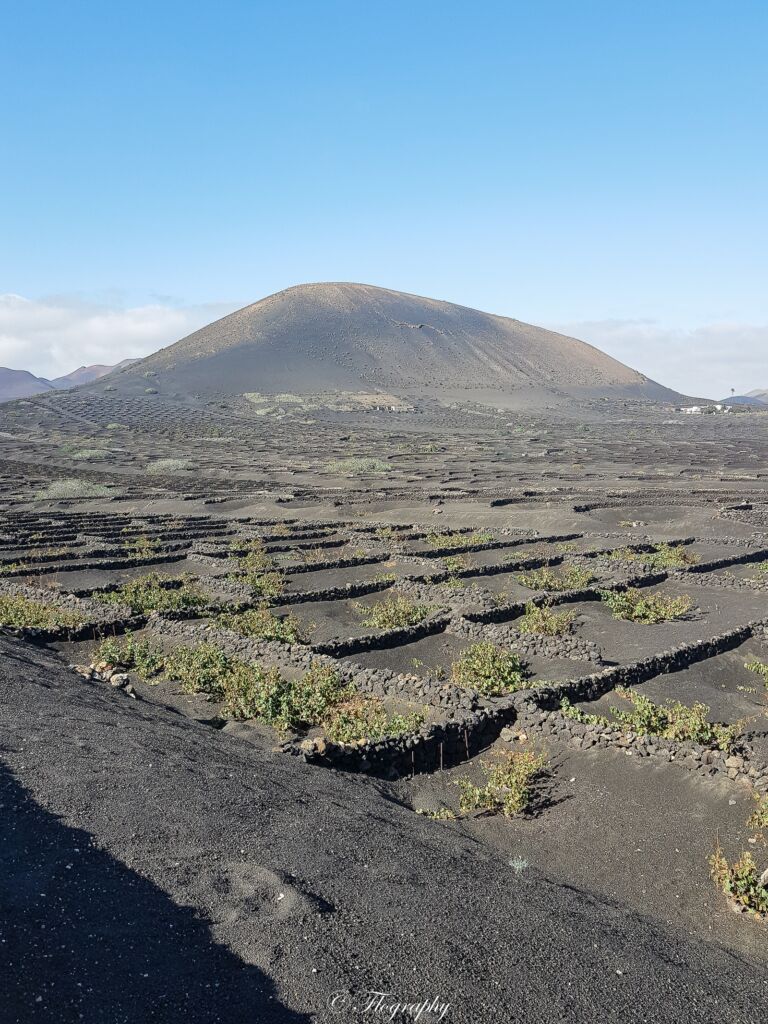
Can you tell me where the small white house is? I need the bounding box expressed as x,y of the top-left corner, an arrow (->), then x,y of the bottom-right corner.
678,403 -> 732,416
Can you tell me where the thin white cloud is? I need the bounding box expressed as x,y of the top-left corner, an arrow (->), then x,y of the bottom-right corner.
549,319 -> 768,400
0,294 -> 241,379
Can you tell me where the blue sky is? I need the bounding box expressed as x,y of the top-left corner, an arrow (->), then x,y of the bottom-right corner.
1,0 -> 766,396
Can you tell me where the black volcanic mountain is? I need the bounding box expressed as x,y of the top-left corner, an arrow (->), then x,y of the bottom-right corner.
115,283 -> 681,403
0,367 -> 54,402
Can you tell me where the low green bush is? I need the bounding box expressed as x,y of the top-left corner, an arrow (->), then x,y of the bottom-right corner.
327,457 -> 389,476
517,601 -> 574,636
0,594 -> 82,629
161,647 -> 352,733
123,536 -> 160,559
517,564 -> 595,591
749,792 -> 768,835
426,530 -> 493,550
34,479 -> 112,500
94,633 -> 165,679
281,665 -> 355,730
216,606 -> 304,643
450,642 -> 528,696
324,696 -> 425,744
0,562 -> 26,575
561,689 -> 736,749
745,659 -> 768,687
95,573 -> 207,613
600,588 -> 693,623
559,697 -> 608,727
442,554 -> 469,574
354,593 -> 433,630
226,663 -> 354,733
164,642 -> 232,698
710,847 -> 768,916
609,542 -> 699,569
457,750 -> 549,817
220,663 -> 289,721
709,791 -> 768,917
145,458 -> 193,475
242,569 -> 285,598
230,538 -> 274,572
71,448 -> 112,461
612,688 -> 735,749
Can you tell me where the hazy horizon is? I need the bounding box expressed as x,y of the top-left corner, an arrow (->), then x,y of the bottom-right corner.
0,285 -> 762,400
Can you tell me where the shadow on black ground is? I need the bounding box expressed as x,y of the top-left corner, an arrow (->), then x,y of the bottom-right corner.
0,762 -> 308,1024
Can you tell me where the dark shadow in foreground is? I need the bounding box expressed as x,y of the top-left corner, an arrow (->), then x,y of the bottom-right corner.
0,763 -> 309,1024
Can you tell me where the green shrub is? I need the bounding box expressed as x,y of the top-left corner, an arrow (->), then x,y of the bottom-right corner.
442,554 -> 469,574
242,569 -> 285,598
456,750 -> 549,817
164,642 -> 231,697
710,846 -> 768,917
451,642 -> 528,696
327,457 -> 389,476
324,696 -> 425,744
230,538 -> 274,572
216,606 -> 304,644
96,573 -> 207,613
559,697 -> 608,726
600,588 -> 693,623
94,633 -> 165,679
427,530 -> 491,549
609,542 -> 699,569
562,690 -> 735,750
283,665 -> 355,730
372,571 -> 397,584
467,530 -> 494,546
416,807 -> 456,821
145,458 -> 192,475
517,564 -> 595,591
354,593 -> 433,630
123,536 -> 160,559
220,662 -> 288,721
35,479 -> 111,500
222,663 -> 355,734
517,601 -> 574,636
745,659 -> 768,687
709,792 -> 768,917
0,594 -> 82,629
162,647 -> 352,733
748,792 -> 768,835
611,688 -> 735,749
71,448 -> 112,461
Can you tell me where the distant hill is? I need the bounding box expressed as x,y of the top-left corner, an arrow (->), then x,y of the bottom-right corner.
0,367 -> 54,402
721,389 -> 768,407
108,282 -> 684,406
50,360 -> 136,389
0,360 -> 135,404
